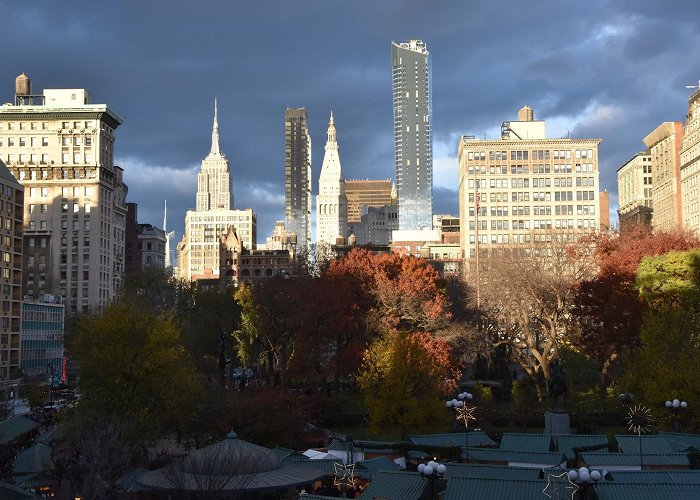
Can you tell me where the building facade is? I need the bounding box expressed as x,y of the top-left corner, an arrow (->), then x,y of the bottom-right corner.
284,108 -> 312,252
458,106 -> 602,260
345,179 -> 396,223
681,87 -> 700,232
20,299 -> 64,382
316,112 -> 348,246
0,74 -> 127,314
125,203 -> 166,273
617,152 -> 653,231
392,40 -> 433,230
0,159 -> 23,387
643,122 -> 684,231
177,104 -> 256,281
350,204 -> 399,246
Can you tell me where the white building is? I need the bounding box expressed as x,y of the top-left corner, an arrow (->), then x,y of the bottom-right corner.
177,102 -> 256,281
681,86 -> 700,232
0,74 -> 127,314
316,112 -> 348,246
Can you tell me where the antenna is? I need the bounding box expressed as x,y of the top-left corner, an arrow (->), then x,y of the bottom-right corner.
686,80 -> 700,90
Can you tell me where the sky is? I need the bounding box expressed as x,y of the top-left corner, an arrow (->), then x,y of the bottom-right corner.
1,0 -> 699,249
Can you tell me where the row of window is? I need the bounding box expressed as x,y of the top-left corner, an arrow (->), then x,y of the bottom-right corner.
467,149 -> 595,162
467,163 -> 596,175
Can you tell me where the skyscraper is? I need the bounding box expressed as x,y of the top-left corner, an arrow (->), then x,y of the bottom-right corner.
284,108 -> 312,252
177,102 -> 256,281
0,74 -> 127,314
392,40 -> 433,230
316,112 -> 348,246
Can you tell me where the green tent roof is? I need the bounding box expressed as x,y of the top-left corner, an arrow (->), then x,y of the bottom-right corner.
609,470 -> 700,483
409,432 -> 495,448
595,481 -> 700,500
580,452 -> 689,468
0,480 -> 37,499
615,434 -> 676,454
359,470 -> 429,500
0,416 -> 40,445
658,432 -> 700,452
445,463 -> 541,480
355,456 -> 400,479
499,433 -> 552,453
13,443 -> 54,475
444,477 -> 548,500
555,434 -> 609,459
462,447 -> 566,467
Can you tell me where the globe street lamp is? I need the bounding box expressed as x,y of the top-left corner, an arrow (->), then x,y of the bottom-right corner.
665,398 -> 688,432
568,467 -> 603,499
417,460 -> 447,499
446,392 -> 476,462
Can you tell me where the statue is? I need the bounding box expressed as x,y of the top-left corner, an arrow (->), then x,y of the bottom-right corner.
547,359 -> 568,410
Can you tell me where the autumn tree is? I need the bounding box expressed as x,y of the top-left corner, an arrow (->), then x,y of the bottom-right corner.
71,302 -> 201,440
326,248 -> 451,333
474,232 -> 594,400
623,249 -> 700,419
357,330 -> 460,437
573,226 -> 700,385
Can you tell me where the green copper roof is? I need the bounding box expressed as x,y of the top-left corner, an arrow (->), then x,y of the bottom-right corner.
609,470 -> 700,483
0,416 -> 40,445
445,463 -> 541,480
499,433 -> 552,453
359,470 -> 429,500
444,477 -> 548,500
555,434 -> 609,459
409,431 -> 495,447
580,452 -> 689,467
595,481 -> 700,500
615,435 -> 676,455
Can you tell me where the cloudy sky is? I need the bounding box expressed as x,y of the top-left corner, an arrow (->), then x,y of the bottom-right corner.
2,0 -> 699,246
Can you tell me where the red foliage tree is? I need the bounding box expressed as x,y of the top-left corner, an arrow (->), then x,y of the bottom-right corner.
573,225 -> 700,383
325,248 -> 451,333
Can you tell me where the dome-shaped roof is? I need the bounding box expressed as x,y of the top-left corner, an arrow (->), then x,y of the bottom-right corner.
182,431 -> 281,475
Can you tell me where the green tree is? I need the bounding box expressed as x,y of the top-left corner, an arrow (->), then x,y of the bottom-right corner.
357,330 -> 459,437
624,249 -> 700,421
71,302 -> 201,439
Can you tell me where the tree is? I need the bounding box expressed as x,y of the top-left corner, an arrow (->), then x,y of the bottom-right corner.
71,302 -> 201,440
474,232 -> 593,400
623,249 -> 700,420
326,248 -> 451,333
573,226 -> 700,385
356,329 -> 460,437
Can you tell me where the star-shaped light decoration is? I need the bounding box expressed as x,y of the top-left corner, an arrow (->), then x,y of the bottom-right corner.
542,471 -> 579,500
456,404 -> 477,429
333,462 -> 355,489
626,405 -> 653,434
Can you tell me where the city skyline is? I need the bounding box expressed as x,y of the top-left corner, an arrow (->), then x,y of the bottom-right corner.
1,1 -> 699,243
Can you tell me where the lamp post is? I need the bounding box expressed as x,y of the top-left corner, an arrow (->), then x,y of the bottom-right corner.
665,398 -> 688,433
447,392 -> 476,462
417,460 -> 446,499
567,467 -> 603,499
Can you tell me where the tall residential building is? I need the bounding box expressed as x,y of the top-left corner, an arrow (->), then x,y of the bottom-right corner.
351,204 -> 399,246
345,179 -> 396,223
458,106 -> 602,259
616,151 -> 653,231
177,103 -> 256,281
681,86 -> 700,232
0,159 -> 23,387
0,74 -> 127,314
392,40 -> 433,230
643,122 -> 684,231
284,108 -> 312,252
316,112 -> 348,246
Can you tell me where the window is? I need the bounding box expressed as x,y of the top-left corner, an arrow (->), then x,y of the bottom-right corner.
41,187 -> 48,197
84,203 -> 91,213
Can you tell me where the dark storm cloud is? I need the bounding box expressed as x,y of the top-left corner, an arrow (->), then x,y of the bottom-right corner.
1,0 -> 699,239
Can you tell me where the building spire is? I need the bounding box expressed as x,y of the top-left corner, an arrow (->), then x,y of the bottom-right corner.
326,111 -> 337,148
210,98 -> 221,156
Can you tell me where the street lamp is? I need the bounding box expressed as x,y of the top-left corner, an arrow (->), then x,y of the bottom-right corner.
665,398 -> 688,432
567,467 -> 603,499
446,392 -> 476,462
417,460 -> 446,499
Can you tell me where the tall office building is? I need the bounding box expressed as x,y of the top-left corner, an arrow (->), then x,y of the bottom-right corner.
177,103 -> 256,281
0,74 -> 127,314
617,151 -> 653,230
284,108 -> 312,252
316,112 -> 348,246
458,106 -> 602,260
392,40 -> 433,230
0,159 -> 23,386
345,179 -> 396,223
681,86 -> 700,232
643,122 -> 684,231
20,299 -> 64,382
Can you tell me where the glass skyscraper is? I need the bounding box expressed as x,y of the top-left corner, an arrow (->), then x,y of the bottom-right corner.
392,40 -> 433,230
284,108 -> 312,252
